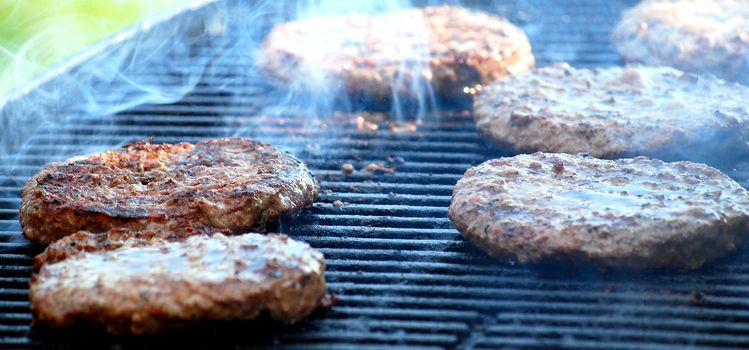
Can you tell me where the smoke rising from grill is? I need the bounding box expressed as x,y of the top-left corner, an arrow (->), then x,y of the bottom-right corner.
0,0 -> 542,165
237,0 -> 442,137
0,0 -> 227,159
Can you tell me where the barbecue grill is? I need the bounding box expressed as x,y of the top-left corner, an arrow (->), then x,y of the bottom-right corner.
3,0 -> 749,349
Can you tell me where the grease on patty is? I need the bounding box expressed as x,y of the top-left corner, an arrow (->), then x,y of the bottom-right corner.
449,153 -> 749,269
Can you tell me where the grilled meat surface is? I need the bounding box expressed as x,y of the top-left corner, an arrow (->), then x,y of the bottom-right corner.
20,138 -> 320,244
30,233 -> 327,335
473,64 -> 749,165
612,0 -> 749,85
258,6 -> 534,104
33,224 -> 225,271
449,153 -> 749,269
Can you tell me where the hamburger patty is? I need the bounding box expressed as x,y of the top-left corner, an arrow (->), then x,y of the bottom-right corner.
258,6 -> 534,104
473,64 -> 749,164
611,0 -> 749,85
20,138 -> 319,244
448,153 -> 749,269
30,233 -> 327,335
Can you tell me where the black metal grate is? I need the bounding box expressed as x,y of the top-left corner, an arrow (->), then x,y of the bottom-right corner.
4,1 -> 749,349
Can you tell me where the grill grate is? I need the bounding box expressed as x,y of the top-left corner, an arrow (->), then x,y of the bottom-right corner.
4,0 -> 749,349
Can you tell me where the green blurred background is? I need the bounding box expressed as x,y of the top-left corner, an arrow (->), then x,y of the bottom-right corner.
0,0 -> 185,95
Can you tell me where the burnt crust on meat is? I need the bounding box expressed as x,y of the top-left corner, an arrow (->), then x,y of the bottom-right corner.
258,6 -> 534,104
473,64 -> 749,164
30,233 -> 327,335
448,153 -> 749,269
611,0 -> 749,85
20,138 -> 320,245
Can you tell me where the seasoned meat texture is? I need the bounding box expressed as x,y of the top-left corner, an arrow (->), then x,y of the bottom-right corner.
20,138 -> 320,244
33,223 -> 226,271
30,233 -> 327,335
611,0 -> 749,85
448,153 -> 749,269
473,64 -> 749,165
258,6 -> 534,104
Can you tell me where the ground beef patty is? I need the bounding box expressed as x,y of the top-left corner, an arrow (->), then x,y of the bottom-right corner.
30,233 -> 327,335
258,6 -> 534,104
448,153 -> 749,269
473,64 -> 749,165
20,138 -> 319,245
611,0 -> 749,85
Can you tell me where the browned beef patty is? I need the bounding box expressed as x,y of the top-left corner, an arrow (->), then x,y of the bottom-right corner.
258,6 -> 534,104
448,153 -> 749,269
30,233 -> 327,335
611,0 -> 749,85
20,138 -> 319,245
473,64 -> 749,164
